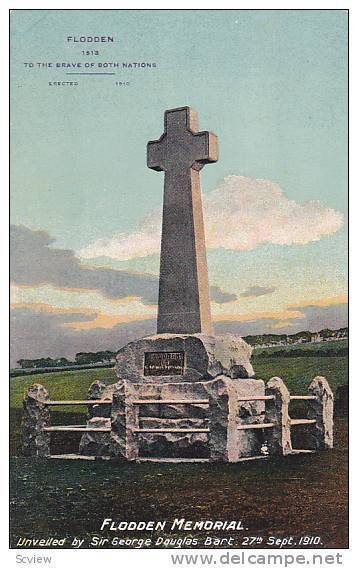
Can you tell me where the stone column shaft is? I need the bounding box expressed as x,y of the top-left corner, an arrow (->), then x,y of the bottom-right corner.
158,169 -> 212,334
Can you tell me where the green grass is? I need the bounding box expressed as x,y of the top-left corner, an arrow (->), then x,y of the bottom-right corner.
254,356 -> 347,394
10,367 -> 117,410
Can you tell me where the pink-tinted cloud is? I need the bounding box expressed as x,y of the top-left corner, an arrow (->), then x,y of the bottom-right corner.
79,175 -> 344,260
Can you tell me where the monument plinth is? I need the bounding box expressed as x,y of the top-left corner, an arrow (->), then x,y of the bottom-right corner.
115,333 -> 255,384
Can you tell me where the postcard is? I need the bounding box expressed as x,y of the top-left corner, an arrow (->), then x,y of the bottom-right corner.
9,8 -> 348,562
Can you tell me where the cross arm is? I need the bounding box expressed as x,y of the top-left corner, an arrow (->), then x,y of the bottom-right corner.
192,131 -> 219,170
147,137 -> 165,172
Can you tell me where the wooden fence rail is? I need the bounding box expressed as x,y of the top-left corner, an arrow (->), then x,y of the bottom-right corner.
44,400 -> 112,406
237,423 -> 274,430
132,399 -> 209,405
43,426 -> 111,433
237,395 -> 274,401
133,428 -> 210,434
290,419 -> 317,426
290,395 -> 316,401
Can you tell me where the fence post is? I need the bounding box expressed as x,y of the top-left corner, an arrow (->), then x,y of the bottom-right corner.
110,381 -> 140,460
265,377 -> 292,456
124,383 -> 140,460
307,376 -> 334,449
207,376 -> 237,462
109,381 -> 128,459
22,384 -> 51,457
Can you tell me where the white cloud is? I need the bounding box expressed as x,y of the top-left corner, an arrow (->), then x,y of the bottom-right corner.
79,175 -> 344,260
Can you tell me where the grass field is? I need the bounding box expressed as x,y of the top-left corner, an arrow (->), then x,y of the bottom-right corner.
10,349 -> 348,549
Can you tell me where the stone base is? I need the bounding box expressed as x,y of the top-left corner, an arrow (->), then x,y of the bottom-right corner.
115,333 -> 254,384
80,334 -> 261,461
80,374 -> 265,462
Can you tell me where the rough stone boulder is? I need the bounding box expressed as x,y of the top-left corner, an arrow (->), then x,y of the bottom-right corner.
235,379 -> 266,457
115,333 -> 254,383
138,417 -> 210,458
87,380 -> 121,419
79,417 -> 112,457
22,383 -> 51,457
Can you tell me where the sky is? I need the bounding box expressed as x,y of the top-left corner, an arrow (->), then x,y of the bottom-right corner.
10,9 -> 348,365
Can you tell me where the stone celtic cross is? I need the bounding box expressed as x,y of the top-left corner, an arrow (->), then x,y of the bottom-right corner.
147,107 -> 219,335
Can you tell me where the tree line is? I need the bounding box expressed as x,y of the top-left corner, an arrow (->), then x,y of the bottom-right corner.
244,327 -> 348,346
17,350 -> 116,369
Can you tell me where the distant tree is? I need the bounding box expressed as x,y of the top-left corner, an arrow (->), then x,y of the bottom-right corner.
290,331 -> 312,343
36,358 -> 56,368
319,328 -> 334,339
75,351 -> 116,365
55,357 -> 72,367
96,350 -> 116,362
17,357 -> 73,369
17,359 -> 35,369
75,352 -> 96,365
243,336 -> 256,346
